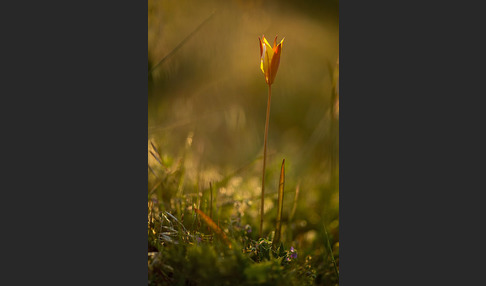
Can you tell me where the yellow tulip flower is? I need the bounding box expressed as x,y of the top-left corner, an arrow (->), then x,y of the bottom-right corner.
259,35 -> 284,85
258,35 -> 284,237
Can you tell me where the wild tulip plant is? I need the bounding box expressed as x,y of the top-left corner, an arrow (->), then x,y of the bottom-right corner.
258,35 -> 284,237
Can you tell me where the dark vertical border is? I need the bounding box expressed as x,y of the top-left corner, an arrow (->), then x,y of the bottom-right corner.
2,1 -> 147,285
341,0 -> 485,284
72,1 -> 148,284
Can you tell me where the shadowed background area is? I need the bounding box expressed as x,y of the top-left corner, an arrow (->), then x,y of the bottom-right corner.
148,0 -> 339,280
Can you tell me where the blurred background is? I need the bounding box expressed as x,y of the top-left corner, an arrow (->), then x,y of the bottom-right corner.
148,0 -> 339,256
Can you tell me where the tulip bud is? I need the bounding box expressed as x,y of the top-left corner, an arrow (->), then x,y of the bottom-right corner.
259,35 -> 284,85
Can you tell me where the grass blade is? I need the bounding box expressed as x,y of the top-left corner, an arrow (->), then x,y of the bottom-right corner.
195,208 -> 232,248
150,141 -> 160,157
289,181 -> 300,223
209,182 -> 213,219
149,10 -> 216,75
148,164 -> 159,178
272,159 -> 285,250
150,151 -> 163,166
323,223 -> 339,281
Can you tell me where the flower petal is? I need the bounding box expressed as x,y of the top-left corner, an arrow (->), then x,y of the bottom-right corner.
260,36 -> 275,83
259,37 -> 263,58
259,35 -> 283,85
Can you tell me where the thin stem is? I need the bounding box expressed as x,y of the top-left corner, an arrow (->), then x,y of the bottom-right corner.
209,182 -> 213,219
260,83 -> 272,237
324,223 -> 339,281
148,11 -> 215,76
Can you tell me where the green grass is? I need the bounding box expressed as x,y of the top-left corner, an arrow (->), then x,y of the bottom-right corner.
148,139 -> 338,285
